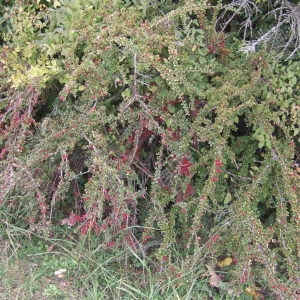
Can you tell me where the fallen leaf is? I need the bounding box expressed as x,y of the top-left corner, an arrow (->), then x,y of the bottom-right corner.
217,257 -> 233,268
206,265 -> 221,288
47,244 -> 55,252
59,281 -> 71,288
245,287 -> 264,299
45,277 -> 54,283
54,269 -> 67,279
29,262 -> 39,268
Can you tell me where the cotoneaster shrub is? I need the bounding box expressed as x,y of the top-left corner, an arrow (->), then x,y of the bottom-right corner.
0,0 -> 299,298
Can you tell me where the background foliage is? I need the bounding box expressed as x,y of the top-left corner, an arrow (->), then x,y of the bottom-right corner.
0,0 -> 299,298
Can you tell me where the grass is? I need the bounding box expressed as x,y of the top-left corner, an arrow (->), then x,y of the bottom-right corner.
0,217 -> 255,300
0,229 -> 208,299
0,224 -> 82,299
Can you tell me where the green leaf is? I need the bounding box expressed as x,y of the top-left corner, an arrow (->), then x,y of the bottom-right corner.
280,86 -> 286,93
167,104 -> 176,114
265,139 -> 271,149
199,57 -> 207,64
78,85 -> 86,91
289,76 -> 297,87
224,192 -> 232,205
121,89 -> 131,99
256,134 -> 264,142
119,145 -> 126,152
287,86 -> 293,95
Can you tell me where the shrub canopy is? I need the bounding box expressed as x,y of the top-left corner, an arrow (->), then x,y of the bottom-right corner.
0,0 -> 299,298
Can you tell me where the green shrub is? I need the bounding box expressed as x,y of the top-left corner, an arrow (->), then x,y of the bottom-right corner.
0,0 -> 299,298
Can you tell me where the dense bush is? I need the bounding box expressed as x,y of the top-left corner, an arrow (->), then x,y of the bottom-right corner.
0,0 -> 299,298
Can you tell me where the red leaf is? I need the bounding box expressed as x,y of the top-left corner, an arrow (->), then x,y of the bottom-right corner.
80,221 -> 91,235
67,213 -> 87,226
184,184 -> 194,198
178,157 -> 193,176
